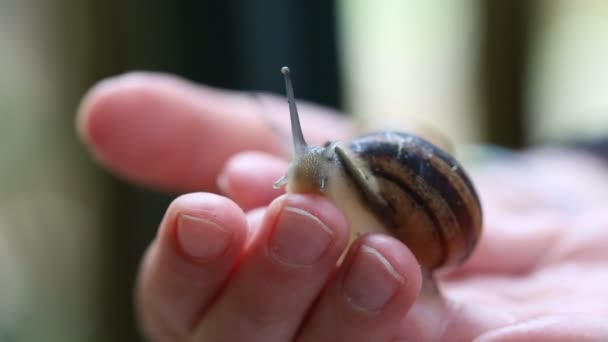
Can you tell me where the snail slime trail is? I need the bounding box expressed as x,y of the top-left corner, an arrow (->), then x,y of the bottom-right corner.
274,67 -> 482,296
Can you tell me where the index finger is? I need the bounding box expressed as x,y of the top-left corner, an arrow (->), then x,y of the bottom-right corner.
77,72 -> 351,192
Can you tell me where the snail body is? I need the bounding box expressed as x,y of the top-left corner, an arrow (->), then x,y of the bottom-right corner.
275,67 -> 482,291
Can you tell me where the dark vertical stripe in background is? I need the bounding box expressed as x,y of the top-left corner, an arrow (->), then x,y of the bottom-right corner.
479,0 -> 532,148
175,1 -> 341,106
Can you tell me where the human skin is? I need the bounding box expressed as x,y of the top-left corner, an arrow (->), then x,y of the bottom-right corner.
77,72 -> 608,341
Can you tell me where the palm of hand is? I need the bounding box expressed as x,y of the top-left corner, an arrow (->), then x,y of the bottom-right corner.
420,161 -> 608,341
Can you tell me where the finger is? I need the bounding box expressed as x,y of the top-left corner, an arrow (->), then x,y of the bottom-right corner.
297,234 -> 422,342
77,72 -> 351,192
135,193 -> 248,341
475,314 -> 608,341
399,296 -> 514,341
445,210 -> 563,278
191,194 -> 350,342
449,160 -> 586,278
217,151 -> 287,210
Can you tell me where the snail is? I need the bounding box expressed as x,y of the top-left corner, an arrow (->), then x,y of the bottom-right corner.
273,66 -> 482,294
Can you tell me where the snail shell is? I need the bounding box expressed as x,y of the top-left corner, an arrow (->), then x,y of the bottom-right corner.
274,67 -> 482,288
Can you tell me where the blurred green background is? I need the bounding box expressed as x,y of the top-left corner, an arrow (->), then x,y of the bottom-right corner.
0,1 -> 607,341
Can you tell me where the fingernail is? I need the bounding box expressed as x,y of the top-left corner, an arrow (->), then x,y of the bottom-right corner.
343,245 -> 405,312
270,207 -> 334,267
177,214 -> 232,260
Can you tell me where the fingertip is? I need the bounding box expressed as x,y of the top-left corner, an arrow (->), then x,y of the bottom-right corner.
77,72 -> 173,146
217,151 -> 288,210
77,72 -> 202,189
296,234 -> 422,341
342,234 -> 422,314
249,193 -> 351,269
136,192 -> 248,339
163,192 -> 248,258
266,193 -> 351,248
75,76 -> 103,145
76,73 -> 116,143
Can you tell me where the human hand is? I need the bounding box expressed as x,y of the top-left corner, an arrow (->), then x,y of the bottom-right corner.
78,72 -> 608,341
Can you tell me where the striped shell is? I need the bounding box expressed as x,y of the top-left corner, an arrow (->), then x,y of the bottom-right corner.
343,131 -> 482,270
